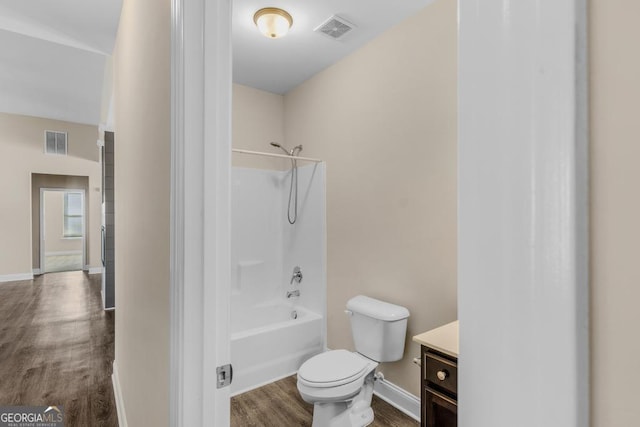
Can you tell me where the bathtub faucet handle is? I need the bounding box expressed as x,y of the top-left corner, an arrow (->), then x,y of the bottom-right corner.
287,289 -> 300,298
290,266 -> 303,285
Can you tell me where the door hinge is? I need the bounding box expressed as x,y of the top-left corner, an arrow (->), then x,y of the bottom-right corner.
216,364 -> 233,389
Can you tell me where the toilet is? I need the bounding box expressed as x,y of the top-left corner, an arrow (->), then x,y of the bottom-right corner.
297,295 -> 410,427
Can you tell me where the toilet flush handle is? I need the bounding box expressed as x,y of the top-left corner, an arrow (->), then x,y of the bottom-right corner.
344,310 -> 353,316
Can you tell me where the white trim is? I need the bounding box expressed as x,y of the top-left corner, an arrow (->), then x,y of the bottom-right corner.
0,273 -> 34,283
111,361 -> 128,427
86,266 -> 103,275
33,268 -> 41,275
170,0 -> 232,425
458,0 -> 589,425
373,377 -> 421,422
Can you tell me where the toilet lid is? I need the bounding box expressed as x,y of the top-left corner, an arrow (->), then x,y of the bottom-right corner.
298,350 -> 370,388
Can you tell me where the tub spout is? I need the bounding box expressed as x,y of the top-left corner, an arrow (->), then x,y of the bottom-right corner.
287,289 -> 300,298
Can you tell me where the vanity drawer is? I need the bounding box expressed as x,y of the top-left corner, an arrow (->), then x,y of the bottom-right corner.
424,351 -> 457,396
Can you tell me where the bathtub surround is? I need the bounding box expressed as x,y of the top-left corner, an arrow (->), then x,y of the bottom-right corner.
0,113 -> 101,281
230,163 -> 326,394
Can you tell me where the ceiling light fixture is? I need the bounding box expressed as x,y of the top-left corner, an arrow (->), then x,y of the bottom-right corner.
253,7 -> 293,39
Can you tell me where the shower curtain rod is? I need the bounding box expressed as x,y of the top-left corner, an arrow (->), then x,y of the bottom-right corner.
232,148 -> 323,163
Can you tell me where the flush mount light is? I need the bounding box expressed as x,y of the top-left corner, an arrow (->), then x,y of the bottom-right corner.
253,7 -> 293,39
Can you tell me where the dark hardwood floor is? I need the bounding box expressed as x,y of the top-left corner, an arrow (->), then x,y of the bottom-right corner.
0,271 -> 117,426
231,375 -> 419,427
0,271 -> 417,426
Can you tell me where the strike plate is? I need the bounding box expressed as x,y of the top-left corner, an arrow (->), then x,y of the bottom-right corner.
216,364 -> 233,389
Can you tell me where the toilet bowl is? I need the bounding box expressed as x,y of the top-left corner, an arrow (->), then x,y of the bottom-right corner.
296,296 -> 410,427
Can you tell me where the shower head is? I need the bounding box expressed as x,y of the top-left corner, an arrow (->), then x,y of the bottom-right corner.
270,142 -> 290,155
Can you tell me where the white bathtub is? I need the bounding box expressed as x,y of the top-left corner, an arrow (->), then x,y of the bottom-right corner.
230,303 -> 324,395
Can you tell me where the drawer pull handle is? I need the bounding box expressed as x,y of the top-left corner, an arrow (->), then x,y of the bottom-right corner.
437,370 -> 449,381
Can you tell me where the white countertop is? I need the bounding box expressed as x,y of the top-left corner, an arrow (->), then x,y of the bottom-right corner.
413,320 -> 459,358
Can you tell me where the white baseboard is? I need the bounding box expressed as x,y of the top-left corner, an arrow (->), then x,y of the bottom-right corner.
33,268 -> 42,275
112,361 -> 128,427
374,376 -> 421,422
0,273 -> 34,283
85,266 -> 103,274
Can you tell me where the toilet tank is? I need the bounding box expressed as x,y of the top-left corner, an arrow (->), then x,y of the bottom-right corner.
346,295 -> 410,362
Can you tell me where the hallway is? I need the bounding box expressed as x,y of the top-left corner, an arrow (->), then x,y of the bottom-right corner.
0,271 -> 117,426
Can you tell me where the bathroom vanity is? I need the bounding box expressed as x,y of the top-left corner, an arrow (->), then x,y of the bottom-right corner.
413,321 -> 459,427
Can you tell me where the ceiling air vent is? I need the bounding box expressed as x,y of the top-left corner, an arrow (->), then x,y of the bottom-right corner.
314,15 -> 356,41
44,130 -> 68,155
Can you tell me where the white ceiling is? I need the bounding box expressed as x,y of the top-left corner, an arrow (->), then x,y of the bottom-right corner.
233,0 -> 434,94
0,0 -> 122,125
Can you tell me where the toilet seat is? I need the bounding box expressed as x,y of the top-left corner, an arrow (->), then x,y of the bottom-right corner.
298,350 -> 371,388
297,350 -> 378,405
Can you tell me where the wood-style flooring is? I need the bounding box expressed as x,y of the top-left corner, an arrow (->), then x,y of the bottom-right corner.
0,271 -> 417,427
231,375 -> 419,427
0,271 -> 117,426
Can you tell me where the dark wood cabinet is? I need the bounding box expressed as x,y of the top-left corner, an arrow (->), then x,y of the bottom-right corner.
421,345 -> 457,427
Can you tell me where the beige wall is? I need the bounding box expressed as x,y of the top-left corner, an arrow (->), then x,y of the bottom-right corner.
590,0 -> 640,424
284,0 -> 457,396
112,0 -> 170,425
0,112 -> 100,277
232,83 -> 289,170
43,191 -> 83,254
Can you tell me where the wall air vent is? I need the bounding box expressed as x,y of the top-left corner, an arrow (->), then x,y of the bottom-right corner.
44,130 -> 67,155
314,15 -> 356,41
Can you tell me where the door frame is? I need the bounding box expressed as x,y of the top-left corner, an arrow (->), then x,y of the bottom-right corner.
39,188 -> 86,273
170,0 -> 232,425
457,0 -> 589,426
